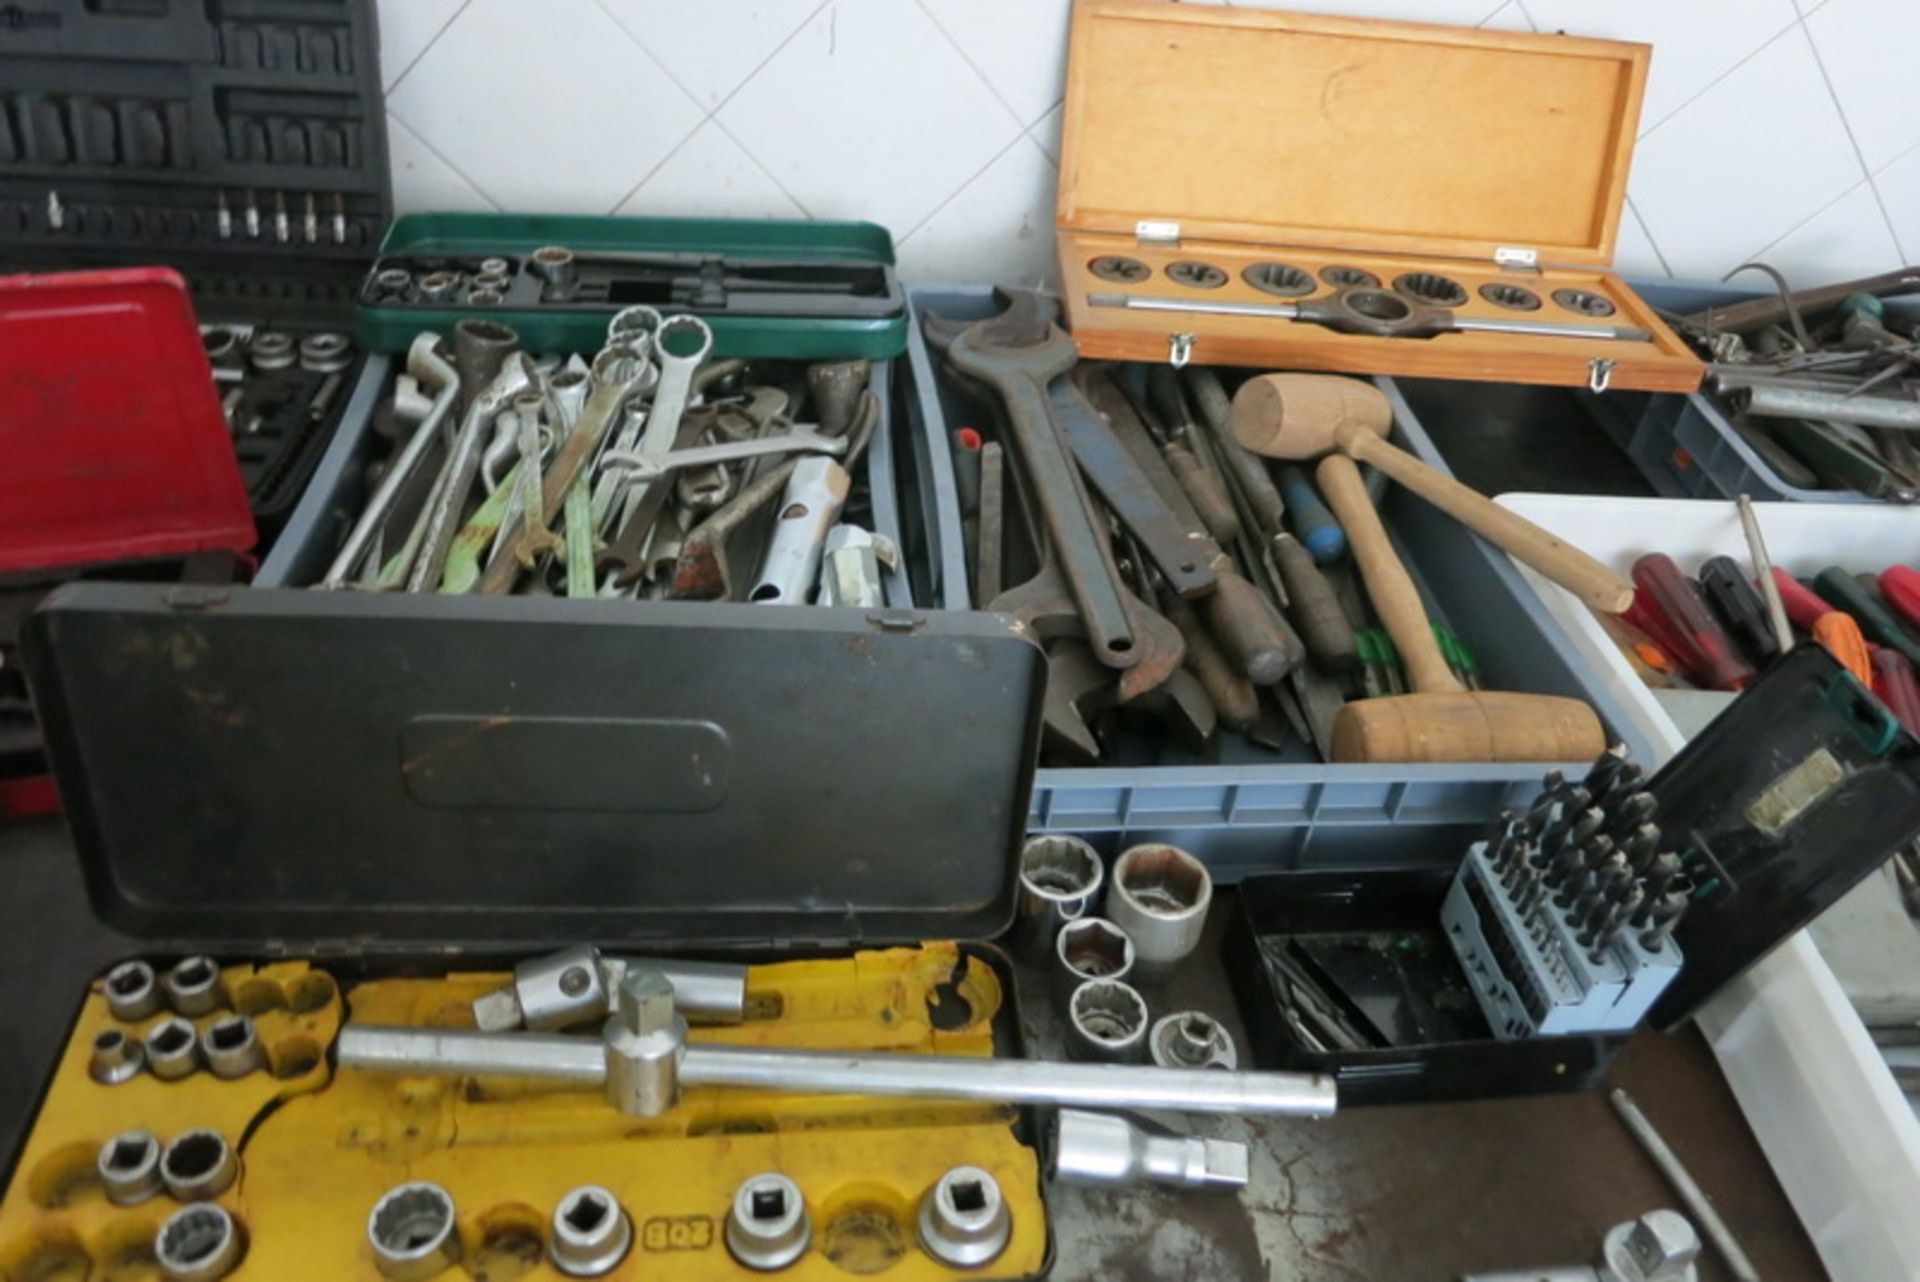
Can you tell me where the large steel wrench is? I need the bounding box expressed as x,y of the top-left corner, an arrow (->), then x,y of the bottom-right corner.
478,345 -> 648,596
599,427 -> 847,479
608,314 -> 714,536
945,309 -> 1139,667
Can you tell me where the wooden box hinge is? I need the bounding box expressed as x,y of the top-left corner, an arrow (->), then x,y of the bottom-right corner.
1136,219 -> 1181,247
1494,245 -> 1540,272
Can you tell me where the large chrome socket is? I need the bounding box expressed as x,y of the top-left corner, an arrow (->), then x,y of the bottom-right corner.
155,1203 -> 243,1281
1105,845 -> 1212,982
918,1166 -> 1011,1269
1054,918 -> 1135,1006
725,1173 -> 811,1271
1015,836 -> 1104,953
369,1182 -> 461,1280
103,960 -> 162,1021
549,1185 -> 632,1277
1066,979 -> 1150,1063
98,1130 -> 164,1205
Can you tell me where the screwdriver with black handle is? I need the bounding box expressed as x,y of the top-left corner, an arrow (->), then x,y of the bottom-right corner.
1698,555 -> 1780,664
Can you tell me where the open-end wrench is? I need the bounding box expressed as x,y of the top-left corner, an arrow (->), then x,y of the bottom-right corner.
323,335 -> 459,587
509,406 -> 563,569
944,293 -> 1150,671
406,358 -> 531,592
478,344 -> 649,596
599,427 -> 848,481
611,314 -> 713,535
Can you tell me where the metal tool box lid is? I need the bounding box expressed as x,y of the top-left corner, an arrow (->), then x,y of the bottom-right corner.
1644,645 -> 1920,1028
0,0 -> 391,321
0,267 -> 255,572
21,584 -> 1047,952
1057,0 -> 1649,269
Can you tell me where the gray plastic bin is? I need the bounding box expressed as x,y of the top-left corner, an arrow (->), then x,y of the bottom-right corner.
901,285 -> 1656,879
1582,278 -> 1918,504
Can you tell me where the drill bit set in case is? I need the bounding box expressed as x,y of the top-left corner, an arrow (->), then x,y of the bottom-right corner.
1226,645 -> 1920,1104
0,946 -> 1051,1281
1053,2 -> 1703,394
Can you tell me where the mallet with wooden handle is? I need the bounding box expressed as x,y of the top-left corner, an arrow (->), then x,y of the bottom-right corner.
1230,375 -> 1635,614
1315,454 -> 1606,763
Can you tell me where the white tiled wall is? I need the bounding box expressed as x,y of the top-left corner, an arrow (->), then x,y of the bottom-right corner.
379,0 -> 1917,289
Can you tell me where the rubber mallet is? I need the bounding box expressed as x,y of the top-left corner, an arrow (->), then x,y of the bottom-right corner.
1315,454 -> 1607,763
1230,374 -> 1634,614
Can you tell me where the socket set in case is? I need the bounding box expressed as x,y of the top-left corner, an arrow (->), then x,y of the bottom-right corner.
355,214 -> 908,361
0,0 -> 393,538
0,945 -> 1051,1281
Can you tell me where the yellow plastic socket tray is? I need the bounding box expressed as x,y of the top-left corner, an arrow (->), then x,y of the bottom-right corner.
0,944 -> 1046,1281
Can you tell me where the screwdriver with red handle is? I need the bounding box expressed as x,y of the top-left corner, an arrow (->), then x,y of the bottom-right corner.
1629,553 -> 1755,691
1767,567 -> 1830,632
1873,648 -> 1920,737
1879,567 -> 1920,637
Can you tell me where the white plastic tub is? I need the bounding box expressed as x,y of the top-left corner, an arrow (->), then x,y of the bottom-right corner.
1497,494 -> 1920,1281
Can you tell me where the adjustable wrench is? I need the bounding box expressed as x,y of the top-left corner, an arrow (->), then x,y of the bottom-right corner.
944,294 -> 1181,697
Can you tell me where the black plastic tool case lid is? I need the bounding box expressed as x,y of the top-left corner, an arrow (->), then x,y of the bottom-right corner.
0,0 -> 391,321
1638,644 -> 1920,1027
22,583 -> 1047,950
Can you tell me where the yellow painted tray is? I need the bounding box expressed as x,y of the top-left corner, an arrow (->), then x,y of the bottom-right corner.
0,944 -> 1046,1281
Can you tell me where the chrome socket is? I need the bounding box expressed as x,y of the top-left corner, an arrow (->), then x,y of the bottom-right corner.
478,256 -> 512,277
374,266 -> 413,296
531,244 -> 577,295
299,331 -> 354,373
549,1185 -> 632,1277
471,271 -> 510,291
1105,845 -> 1211,982
247,331 -> 295,372
918,1166 -> 1010,1270
725,1173 -> 811,1271
1149,1011 -> 1237,1071
163,956 -> 224,1016
1016,835 -> 1104,950
155,1203 -> 244,1281
1051,1110 -> 1249,1191
98,1130 -> 164,1205
89,1027 -> 146,1085
144,1017 -> 202,1081
161,1130 -> 238,1202
1054,918 -> 1134,1003
416,270 -> 460,303
200,1015 -> 266,1080
103,959 -> 162,1021
1066,979 -> 1149,1063
467,288 -> 505,306
369,1182 -> 461,1280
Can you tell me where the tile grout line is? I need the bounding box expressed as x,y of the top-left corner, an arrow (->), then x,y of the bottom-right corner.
1025,95 -> 1065,162
912,0 -> 1047,132
385,108 -> 501,211
1624,198 -> 1673,278
710,115 -> 816,220
1744,173 -> 1874,264
596,0 -> 831,216
896,127 -> 1038,247
382,0 -> 472,97
1792,14 -> 1906,262
1633,18 -> 1803,141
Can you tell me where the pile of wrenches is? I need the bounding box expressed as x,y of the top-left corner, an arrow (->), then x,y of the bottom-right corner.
318,307 -> 888,604
929,288 -> 1361,764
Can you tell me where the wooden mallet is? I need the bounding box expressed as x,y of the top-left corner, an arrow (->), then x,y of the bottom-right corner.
1316,453 -> 1606,763
1230,374 -> 1634,614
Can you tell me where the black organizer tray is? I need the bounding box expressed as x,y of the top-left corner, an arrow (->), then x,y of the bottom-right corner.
0,0 -> 393,532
